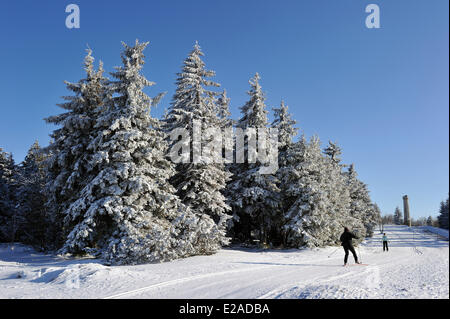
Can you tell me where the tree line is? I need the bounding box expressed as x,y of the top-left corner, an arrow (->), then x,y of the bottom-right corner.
0,40 -> 382,264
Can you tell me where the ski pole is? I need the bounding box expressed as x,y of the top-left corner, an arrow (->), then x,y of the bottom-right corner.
328,247 -> 340,258
357,245 -> 362,263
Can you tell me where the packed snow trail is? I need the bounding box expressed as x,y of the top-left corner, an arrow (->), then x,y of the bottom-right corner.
0,225 -> 447,299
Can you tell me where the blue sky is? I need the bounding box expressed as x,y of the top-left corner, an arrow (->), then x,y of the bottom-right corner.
0,0 -> 448,219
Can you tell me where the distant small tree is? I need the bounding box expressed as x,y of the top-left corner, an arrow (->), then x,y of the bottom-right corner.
438,196 -> 449,230
381,214 -> 394,225
372,203 -> 383,232
413,217 -> 427,226
426,216 -> 433,226
394,207 -> 403,225
432,218 -> 440,227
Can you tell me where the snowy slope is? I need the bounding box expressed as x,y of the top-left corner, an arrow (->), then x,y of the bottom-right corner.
0,225 -> 448,299
416,226 -> 449,240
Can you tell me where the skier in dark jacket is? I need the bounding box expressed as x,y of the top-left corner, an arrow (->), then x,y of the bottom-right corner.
340,227 -> 361,266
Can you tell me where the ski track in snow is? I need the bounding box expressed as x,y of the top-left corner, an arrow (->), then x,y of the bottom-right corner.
103,265 -> 276,299
0,225 -> 448,299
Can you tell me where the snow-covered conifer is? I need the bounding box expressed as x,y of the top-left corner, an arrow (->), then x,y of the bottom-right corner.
272,100 -> 297,152
271,100 -> 298,244
164,42 -> 232,247
282,137 -> 364,248
323,141 -> 342,165
282,137 -> 336,247
217,89 -> 233,128
0,149 -> 16,241
438,196 -> 449,229
228,73 -> 280,245
44,48 -> 108,248
61,40 -> 220,264
0,149 -> 18,242
15,141 -> 49,248
394,206 -> 403,225
372,203 -> 382,227
344,164 -> 378,237
237,73 -> 268,129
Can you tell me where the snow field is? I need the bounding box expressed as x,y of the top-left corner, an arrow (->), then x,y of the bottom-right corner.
0,225 -> 447,299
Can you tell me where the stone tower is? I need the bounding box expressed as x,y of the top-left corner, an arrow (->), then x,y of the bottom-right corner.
403,195 -> 411,226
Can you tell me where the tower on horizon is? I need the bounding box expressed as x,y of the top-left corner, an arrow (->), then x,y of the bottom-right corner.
403,195 -> 411,227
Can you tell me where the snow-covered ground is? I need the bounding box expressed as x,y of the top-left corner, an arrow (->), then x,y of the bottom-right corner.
0,225 -> 448,299
416,226 -> 449,240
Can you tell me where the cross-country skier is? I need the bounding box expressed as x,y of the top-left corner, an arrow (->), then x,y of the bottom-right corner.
340,227 -> 361,266
382,233 -> 389,252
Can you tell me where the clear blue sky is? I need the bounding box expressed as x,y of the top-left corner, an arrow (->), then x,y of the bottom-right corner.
0,0 -> 448,219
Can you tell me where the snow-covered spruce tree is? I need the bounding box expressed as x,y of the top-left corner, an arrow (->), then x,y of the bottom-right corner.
164,42 -> 232,247
227,73 -> 280,245
344,163 -> 378,237
320,141 -> 364,240
372,203 -> 382,230
282,137 -> 362,248
438,196 -> 449,229
277,136 -> 307,246
322,142 -> 369,237
322,147 -> 365,240
272,101 -> 297,153
44,48 -> 108,249
323,140 -> 342,165
217,89 -> 234,128
14,141 -> 49,248
0,148 -> 18,242
217,89 -> 235,170
271,100 -> 298,244
62,40 -> 219,265
394,206 -> 403,225
282,136 -> 335,248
